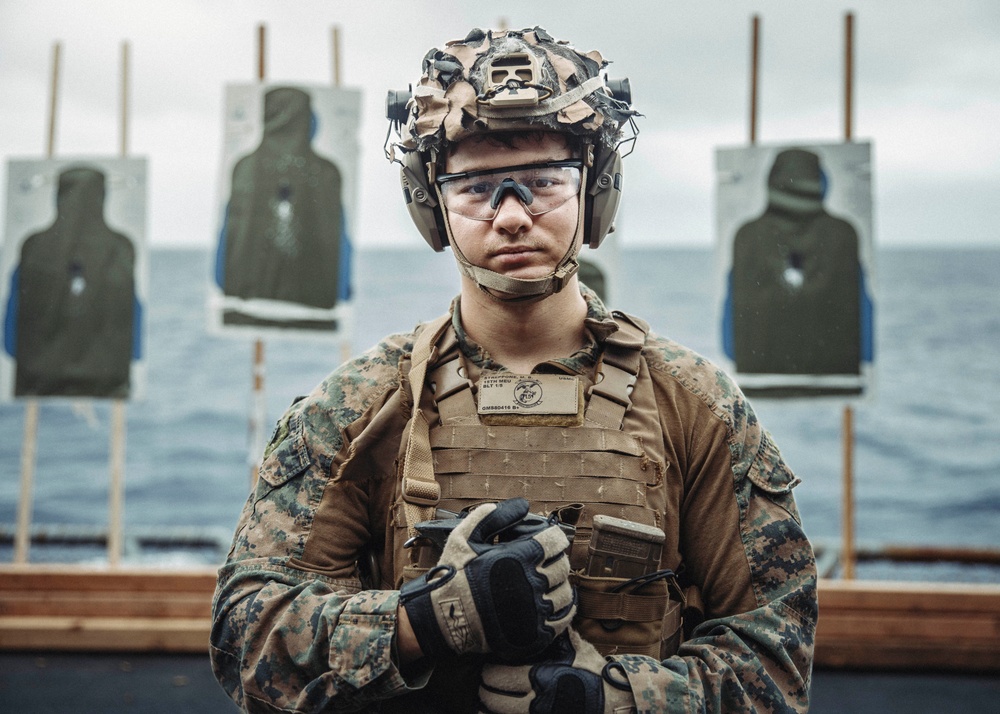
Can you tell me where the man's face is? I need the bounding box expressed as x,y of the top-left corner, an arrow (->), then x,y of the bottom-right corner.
443,133 -> 580,282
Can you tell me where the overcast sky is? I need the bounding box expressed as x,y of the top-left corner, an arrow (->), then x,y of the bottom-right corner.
1,0 -> 998,249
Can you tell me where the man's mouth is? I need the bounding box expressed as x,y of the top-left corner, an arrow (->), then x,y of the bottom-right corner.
493,244 -> 536,256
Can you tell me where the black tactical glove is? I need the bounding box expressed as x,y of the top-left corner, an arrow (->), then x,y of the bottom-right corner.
477,629 -> 638,714
399,498 -> 575,660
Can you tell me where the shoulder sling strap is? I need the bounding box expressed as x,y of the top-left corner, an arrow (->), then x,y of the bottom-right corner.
399,313 -> 453,539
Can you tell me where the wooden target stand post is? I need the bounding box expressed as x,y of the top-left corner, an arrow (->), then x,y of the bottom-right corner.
750,14 -> 1000,579
247,24 -> 352,486
834,14 -> 1000,577
740,13 -> 1000,672
3,40 -> 210,655
745,13 -> 859,579
14,43 -> 131,568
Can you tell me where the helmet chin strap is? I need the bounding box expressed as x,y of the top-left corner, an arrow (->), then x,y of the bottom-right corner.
440,166 -> 587,305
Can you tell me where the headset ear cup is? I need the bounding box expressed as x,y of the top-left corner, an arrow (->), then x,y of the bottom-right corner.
585,145 -> 624,249
400,151 -> 449,251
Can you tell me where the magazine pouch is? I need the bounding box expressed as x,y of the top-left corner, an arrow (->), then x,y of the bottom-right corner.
572,571 -> 683,659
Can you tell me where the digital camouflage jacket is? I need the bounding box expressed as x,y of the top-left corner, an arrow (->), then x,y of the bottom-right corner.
211,289 -> 817,713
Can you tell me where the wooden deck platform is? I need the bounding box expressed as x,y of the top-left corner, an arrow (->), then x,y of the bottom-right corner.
816,579 -> 1000,671
2,565 -> 999,672
0,565 -> 216,653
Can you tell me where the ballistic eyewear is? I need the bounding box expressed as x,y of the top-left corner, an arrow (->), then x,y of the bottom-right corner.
436,160 -> 583,221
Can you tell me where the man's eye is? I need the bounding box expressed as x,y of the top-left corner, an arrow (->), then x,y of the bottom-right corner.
461,181 -> 494,197
524,175 -> 559,191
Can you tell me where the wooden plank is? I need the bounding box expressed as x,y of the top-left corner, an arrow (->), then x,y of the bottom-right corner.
0,566 -> 218,653
0,616 -> 211,652
820,611 -> 999,640
0,592 -> 210,619
816,639 -> 1000,671
857,545 -> 1000,566
815,578 -> 1000,672
2,567 -> 999,671
819,579 -> 1000,611
0,565 -> 218,593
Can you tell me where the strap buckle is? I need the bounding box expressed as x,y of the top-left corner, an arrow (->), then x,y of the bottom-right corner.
429,355 -> 474,401
402,477 -> 441,507
588,362 -> 637,409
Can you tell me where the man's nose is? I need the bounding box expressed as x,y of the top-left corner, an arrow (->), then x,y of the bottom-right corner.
492,191 -> 534,234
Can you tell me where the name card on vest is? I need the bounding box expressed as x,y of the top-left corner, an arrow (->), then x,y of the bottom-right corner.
477,373 -> 584,426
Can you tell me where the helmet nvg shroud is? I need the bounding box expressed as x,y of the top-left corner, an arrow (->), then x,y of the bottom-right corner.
385,27 -> 638,302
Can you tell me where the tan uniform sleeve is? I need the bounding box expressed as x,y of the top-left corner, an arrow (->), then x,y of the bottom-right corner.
622,345 -> 817,712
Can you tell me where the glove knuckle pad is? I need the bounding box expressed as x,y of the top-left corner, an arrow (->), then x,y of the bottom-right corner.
488,556 -> 543,648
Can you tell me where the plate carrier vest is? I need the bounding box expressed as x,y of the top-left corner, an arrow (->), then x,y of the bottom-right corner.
388,311 -> 687,661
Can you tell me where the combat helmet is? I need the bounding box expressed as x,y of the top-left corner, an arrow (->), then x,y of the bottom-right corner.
385,27 -> 638,302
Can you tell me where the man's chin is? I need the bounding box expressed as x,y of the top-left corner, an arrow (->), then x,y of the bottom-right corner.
491,263 -> 554,282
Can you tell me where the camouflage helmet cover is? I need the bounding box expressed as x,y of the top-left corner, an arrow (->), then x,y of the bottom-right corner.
396,27 -> 636,154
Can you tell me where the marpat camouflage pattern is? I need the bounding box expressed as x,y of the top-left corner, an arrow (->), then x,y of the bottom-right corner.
211,287 -> 816,712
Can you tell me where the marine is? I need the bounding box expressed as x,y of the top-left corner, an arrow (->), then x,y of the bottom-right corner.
211,26 -> 817,713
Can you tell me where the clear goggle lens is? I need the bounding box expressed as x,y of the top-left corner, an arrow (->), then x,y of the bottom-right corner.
436,160 -> 582,221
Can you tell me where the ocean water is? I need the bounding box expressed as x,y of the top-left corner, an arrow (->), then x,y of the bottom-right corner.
1,246 -> 998,580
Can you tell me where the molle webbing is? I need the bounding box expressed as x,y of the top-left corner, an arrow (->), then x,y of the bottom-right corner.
429,424 -> 657,512
417,313 -> 659,566
391,311 -> 681,658
414,312 -> 679,657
